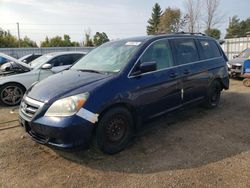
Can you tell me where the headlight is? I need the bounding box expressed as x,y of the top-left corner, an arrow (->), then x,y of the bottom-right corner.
45,93 -> 89,117
227,62 -> 232,68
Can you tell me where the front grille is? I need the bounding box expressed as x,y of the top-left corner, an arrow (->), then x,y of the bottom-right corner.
232,65 -> 242,70
19,96 -> 44,121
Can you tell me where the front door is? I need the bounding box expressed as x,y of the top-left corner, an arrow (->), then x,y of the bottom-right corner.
128,39 -> 182,120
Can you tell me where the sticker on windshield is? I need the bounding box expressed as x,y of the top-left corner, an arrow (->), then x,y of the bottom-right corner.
125,42 -> 141,46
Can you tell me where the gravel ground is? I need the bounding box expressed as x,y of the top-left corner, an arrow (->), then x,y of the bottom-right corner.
0,79 -> 250,188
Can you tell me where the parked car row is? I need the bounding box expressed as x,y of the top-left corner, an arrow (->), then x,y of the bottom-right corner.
15,33 -> 229,154
0,52 -> 86,105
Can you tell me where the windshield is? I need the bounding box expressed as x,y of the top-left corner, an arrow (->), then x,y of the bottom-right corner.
239,48 -> 250,58
19,54 -> 30,61
71,40 -> 141,73
30,54 -> 53,69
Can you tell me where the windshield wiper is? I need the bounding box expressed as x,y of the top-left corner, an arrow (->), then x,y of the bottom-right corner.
76,69 -> 104,74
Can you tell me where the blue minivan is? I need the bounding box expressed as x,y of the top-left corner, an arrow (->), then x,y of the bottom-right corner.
19,33 -> 229,154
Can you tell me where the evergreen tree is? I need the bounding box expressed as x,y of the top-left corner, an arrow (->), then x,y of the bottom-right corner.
225,16 -> 241,38
146,3 -> 162,35
205,28 -> 221,39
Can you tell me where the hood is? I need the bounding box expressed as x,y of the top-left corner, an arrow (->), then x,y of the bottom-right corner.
26,69 -> 112,102
228,58 -> 247,66
0,53 -> 31,72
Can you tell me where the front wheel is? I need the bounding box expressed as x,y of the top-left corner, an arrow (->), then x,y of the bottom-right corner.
0,83 -> 25,106
96,107 -> 134,154
204,80 -> 222,109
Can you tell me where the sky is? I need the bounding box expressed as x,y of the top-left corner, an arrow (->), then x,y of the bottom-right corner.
0,0 -> 249,45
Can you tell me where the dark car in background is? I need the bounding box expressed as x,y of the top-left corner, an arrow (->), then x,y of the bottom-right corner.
227,48 -> 250,78
19,33 -> 229,154
19,54 -> 42,64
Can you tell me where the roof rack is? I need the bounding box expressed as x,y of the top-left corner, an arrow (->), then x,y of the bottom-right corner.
174,32 -> 207,36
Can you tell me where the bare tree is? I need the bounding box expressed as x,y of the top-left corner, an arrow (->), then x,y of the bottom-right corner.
203,0 -> 223,30
184,0 -> 201,33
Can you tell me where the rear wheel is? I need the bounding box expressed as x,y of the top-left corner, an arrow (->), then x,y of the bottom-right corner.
96,107 -> 134,154
243,78 -> 250,87
0,83 -> 25,106
204,80 -> 221,109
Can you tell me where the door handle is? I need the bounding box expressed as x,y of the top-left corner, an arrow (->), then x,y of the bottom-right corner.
170,72 -> 178,78
183,70 -> 190,75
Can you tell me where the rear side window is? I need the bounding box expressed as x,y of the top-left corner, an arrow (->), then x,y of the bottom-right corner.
199,39 -> 221,59
172,39 -> 199,65
140,40 -> 173,70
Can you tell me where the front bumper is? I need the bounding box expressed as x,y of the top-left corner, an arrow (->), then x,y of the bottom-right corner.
228,67 -> 242,77
19,115 -> 94,149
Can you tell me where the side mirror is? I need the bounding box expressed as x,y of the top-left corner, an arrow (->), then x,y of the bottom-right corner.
139,61 -> 157,74
22,60 -> 27,64
218,40 -> 225,45
41,64 -> 52,70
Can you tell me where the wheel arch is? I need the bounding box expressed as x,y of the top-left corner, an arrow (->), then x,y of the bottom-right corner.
210,77 -> 229,90
97,102 -> 139,132
0,82 -> 27,93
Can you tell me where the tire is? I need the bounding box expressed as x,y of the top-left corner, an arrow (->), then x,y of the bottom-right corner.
243,78 -> 250,87
204,80 -> 222,109
96,107 -> 134,154
0,83 -> 25,106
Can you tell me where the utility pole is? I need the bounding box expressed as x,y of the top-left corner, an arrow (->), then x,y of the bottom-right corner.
17,22 -> 21,48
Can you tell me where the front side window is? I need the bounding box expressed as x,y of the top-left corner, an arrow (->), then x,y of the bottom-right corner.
30,55 -> 53,69
173,39 -> 199,65
48,57 -> 60,67
57,55 -> 74,66
199,39 -> 221,59
139,40 -> 173,70
72,54 -> 84,62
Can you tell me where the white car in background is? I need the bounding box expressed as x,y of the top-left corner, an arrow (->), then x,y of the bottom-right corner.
0,51 -> 86,106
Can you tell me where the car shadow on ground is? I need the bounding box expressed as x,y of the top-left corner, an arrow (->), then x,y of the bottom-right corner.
54,91 -> 250,174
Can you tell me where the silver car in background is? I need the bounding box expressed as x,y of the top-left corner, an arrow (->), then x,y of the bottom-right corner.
0,51 -> 86,106
227,48 -> 250,78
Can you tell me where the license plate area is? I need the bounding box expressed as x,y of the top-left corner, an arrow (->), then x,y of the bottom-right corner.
19,117 -> 31,132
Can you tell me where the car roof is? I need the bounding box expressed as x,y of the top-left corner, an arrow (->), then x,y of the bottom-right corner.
119,33 -> 215,43
44,51 -> 87,57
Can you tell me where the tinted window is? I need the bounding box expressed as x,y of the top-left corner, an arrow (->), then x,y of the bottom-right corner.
72,54 -> 84,62
140,40 -> 173,70
48,57 -> 60,67
57,55 -> 74,66
199,39 -> 221,59
173,39 -> 199,65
